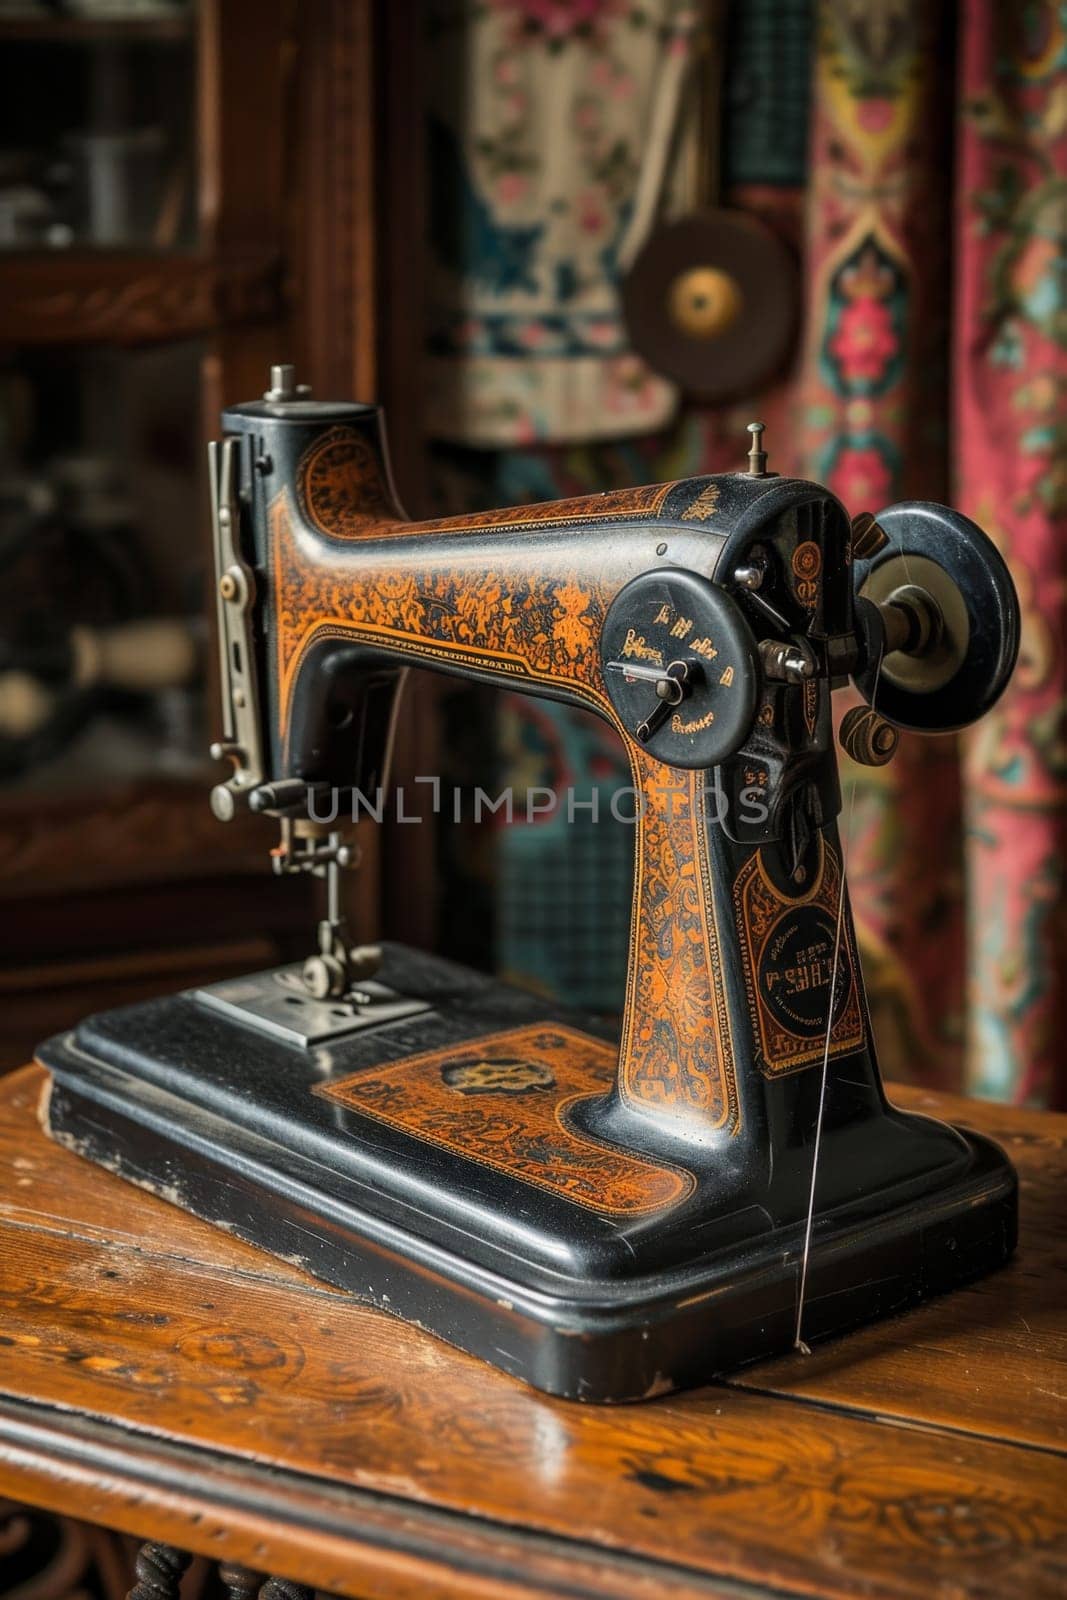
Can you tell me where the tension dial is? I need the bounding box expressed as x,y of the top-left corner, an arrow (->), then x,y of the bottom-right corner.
600,569 -> 758,769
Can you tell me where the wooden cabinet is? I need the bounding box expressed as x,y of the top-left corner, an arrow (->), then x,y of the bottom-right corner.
0,1 -> 421,1064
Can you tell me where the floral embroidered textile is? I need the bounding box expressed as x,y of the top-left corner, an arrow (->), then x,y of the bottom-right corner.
425,0 -> 703,446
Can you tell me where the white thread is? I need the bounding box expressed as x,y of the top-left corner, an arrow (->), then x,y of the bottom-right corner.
793,528 -> 895,1350
794,779 -> 857,1354
794,568 -> 893,1348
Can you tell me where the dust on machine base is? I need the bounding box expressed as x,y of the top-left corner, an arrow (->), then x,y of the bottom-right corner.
39,367 -> 1021,1403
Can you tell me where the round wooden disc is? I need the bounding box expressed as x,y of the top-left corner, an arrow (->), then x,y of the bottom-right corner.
621,209 -> 798,401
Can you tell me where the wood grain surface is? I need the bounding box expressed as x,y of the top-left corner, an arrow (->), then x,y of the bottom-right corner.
0,1065 -> 1063,1600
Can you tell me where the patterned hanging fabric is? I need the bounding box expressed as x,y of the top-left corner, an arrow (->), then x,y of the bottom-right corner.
956,1 -> 1067,1107
423,0 -> 1065,1107
797,0 -> 968,1090
424,0 -> 705,448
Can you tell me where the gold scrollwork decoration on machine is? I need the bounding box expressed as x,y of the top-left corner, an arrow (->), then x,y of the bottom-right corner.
317,1024 -> 696,1215
270,489 -> 741,1133
733,835 -> 865,1077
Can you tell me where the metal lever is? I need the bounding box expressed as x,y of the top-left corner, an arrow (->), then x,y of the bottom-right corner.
208,437 -> 266,821
634,660 -> 692,743
760,637 -> 817,683
250,778 -> 338,817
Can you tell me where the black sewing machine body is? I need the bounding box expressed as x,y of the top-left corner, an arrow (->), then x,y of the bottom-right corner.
39,371 -> 1020,1401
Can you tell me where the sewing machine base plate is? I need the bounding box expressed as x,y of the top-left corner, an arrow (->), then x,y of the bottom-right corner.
38,946 -> 1017,1402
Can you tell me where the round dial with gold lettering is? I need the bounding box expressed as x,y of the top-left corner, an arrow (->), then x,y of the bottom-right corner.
600,569 -> 758,769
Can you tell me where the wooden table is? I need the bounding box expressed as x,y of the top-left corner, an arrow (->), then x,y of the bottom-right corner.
0,1063 -> 1063,1600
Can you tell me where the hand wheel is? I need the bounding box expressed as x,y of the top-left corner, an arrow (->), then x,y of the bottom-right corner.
851,501 -> 1020,733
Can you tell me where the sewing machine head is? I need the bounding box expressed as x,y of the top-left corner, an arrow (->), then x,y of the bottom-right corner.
39,365 -> 1021,1400
207,364 -> 1017,1037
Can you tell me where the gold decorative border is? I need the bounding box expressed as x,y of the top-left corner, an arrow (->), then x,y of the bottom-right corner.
315,1024 -> 696,1216
733,836 -> 865,1076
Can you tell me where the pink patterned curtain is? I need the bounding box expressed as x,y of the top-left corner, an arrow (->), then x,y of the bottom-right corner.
956,1 -> 1067,1106
797,0 -> 1066,1107
798,1 -> 969,1094
424,0 -> 1067,1107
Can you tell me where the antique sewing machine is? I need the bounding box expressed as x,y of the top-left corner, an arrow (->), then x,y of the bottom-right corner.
40,366 -> 1020,1401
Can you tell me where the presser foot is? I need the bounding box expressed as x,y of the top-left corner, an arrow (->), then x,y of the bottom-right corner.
38,945 -> 1017,1403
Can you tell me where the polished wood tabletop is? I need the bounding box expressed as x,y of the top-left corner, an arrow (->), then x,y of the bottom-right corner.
0,1063 -> 1063,1600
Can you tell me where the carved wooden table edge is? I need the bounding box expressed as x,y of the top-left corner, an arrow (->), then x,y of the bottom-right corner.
0,1394 -> 729,1600
0,1063 -> 1064,1600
